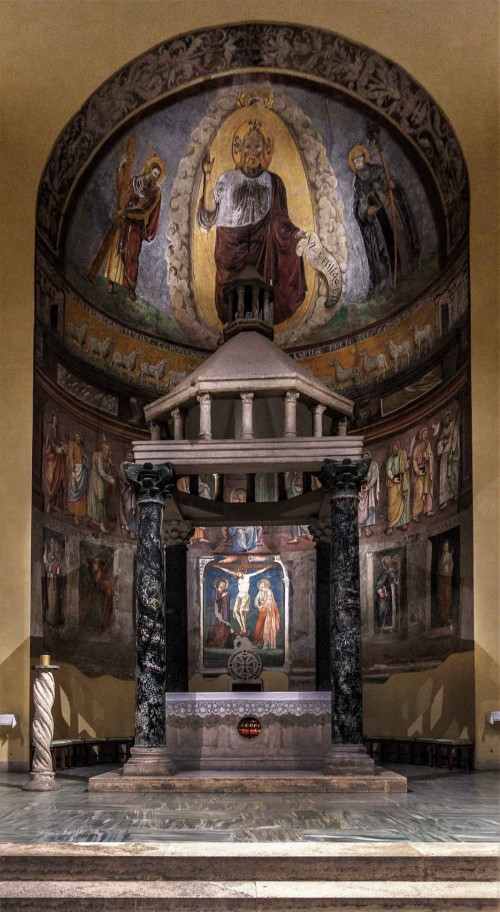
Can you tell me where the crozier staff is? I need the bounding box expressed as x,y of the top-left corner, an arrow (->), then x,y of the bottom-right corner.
198,120 -> 307,325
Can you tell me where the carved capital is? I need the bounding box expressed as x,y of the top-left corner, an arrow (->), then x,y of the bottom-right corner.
309,516 -> 332,544
240,392 -> 255,404
318,458 -> 371,498
285,391 -> 300,404
124,461 -> 175,504
163,520 -> 195,547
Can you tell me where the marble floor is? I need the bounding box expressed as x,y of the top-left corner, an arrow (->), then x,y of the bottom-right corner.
0,765 -> 498,844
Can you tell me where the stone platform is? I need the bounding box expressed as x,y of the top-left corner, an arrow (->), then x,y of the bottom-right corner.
89,767 -> 406,793
1,841 -> 497,910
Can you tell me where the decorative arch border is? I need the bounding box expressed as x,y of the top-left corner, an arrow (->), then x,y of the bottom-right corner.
36,22 -> 467,258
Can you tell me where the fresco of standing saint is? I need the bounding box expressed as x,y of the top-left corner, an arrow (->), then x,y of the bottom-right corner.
87,442 -> 116,534
198,120 -> 307,325
253,578 -> 280,650
436,410 -> 460,508
385,440 -> 411,534
410,427 -> 434,522
358,451 -> 380,537
67,431 -> 89,525
43,413 -> 67,514
348,143 -> 420,296
88,139 -> 165,302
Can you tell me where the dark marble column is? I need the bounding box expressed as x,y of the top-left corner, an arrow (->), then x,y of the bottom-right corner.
122,461 -> 175,777
318,457 -> 375,776
164,520 -> 194,693
309,517 -> 332,693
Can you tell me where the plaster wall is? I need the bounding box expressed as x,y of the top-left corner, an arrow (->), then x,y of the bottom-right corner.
1,0 -> 498,768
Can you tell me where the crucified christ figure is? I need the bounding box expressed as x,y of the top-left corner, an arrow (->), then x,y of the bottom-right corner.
218,565 -> 272,635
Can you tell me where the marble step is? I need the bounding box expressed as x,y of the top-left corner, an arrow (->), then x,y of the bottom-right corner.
0,878 -> 498,910
1,842 -> 497,883
88,768 -> 407,792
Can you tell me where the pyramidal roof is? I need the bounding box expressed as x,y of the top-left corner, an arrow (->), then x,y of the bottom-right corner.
145,330 -> 353,422
184,331 -> 315,384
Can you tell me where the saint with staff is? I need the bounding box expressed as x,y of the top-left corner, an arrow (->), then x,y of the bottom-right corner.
348,122 -> 420,296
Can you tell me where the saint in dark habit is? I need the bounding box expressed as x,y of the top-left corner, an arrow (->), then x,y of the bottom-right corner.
348,144 -> 420,296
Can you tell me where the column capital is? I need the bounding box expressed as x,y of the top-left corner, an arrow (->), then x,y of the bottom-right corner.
309,516 -> 332,544
124,462 -> 175,504
163,520 -> 195,548
197,392 -> 212,404
318,458 -> 370,497
312,403 -> 326,415
240,392 -> 255,403
285,390 -> 300,403
171,407 -> 184,419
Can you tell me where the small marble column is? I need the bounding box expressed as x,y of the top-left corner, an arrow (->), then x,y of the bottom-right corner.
312,404 -> 326,438
123,461 -> 176,777
309,517 -> 332,692
164,520 -> 194,693
263,290 -> 271,323
197,393 -> 212,441
337,417 -> 348,436
240,392 -> 255,440
150,421 -> 161,441
318,457 -> 374,776
23,662 -> 60,791
284,391 -> 299,438
251,284 -> 259,318
171,408 -> 185,441
236,285 -> 245,318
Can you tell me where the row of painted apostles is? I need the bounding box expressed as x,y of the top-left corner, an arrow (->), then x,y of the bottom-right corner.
358,412 -> 460,537
43,414 -> 136,536
43,409 -> 460,541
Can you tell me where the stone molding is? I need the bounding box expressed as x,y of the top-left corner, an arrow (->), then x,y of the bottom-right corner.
309,517 -> 332,544
165,691 -> 330,720
318,457 -> 371,497
163,520 -> 195,547
124,461 -> 175,504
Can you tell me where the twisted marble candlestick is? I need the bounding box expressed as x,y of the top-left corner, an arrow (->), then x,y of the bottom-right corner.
23,664 -> 60,791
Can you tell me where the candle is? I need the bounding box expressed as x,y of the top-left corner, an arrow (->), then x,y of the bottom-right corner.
39,654 -> 51,666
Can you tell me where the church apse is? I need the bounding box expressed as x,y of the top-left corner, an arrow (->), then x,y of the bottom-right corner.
32,23 -> 472,713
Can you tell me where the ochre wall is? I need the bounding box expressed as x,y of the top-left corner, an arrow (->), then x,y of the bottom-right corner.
364,652 -> 475,741
29,662 -> 136,742
1,0 -> 498,769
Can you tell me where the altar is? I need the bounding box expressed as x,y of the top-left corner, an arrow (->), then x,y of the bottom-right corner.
165,692 -> 330,771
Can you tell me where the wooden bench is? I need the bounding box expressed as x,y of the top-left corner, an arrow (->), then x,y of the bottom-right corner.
32,737 -> 135,769
364,736 -> 474,770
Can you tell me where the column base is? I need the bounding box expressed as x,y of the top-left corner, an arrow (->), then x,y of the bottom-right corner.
22,771 -> 60,791
323,743 -> 375,777
122,745 -> 176,777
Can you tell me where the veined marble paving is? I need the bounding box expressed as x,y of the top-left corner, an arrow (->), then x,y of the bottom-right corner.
0,765 -> 498,844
